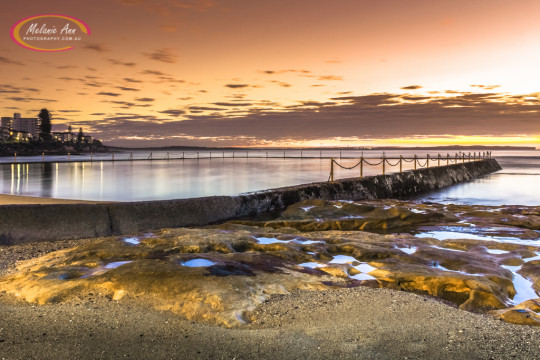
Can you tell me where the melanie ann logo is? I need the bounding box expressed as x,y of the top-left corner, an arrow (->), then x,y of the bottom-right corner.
10,14 -> 91,52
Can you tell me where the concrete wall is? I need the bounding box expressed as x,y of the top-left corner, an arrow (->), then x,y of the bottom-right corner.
0,159 -> 501,245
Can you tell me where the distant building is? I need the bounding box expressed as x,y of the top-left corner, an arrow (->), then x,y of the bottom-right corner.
1,113 -> 40,140
52,131 -> 75,143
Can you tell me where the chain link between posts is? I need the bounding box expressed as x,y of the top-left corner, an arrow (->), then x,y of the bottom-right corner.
328,151 -> 492,182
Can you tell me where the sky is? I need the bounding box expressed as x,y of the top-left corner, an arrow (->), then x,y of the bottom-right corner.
1,0 -> 540,148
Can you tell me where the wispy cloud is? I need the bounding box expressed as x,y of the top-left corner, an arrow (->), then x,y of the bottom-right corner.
143,48 -> 178,63
0,57 -> 24,65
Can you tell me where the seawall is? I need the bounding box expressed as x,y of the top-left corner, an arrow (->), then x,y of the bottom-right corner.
0,159 -> 501,245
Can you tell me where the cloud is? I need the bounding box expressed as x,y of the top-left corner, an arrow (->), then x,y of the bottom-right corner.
213,102 -> 253,107
97,92 -> 122,97
159,109 -> 186,116
317,75 -> 343,81
0,57 -> 24,65
470,84 -> 500,90
143,48 -> 177,63
135,97 -> 155,102
91,113 -> 106,115
225,84 -> 249,89
117,87 -> 140,91
401,85 -> 423,90
141,70 -> 168,76
107,59 -> 137,67
57,110 -> 82,113
84,43 -> 109,52
124,78 -> 143,83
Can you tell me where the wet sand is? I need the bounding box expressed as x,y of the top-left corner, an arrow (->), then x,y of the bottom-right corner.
1,240 -> 539,360
0,194 -> 100,205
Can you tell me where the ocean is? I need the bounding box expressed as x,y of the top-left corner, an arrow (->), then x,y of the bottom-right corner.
0,149 -> 538,204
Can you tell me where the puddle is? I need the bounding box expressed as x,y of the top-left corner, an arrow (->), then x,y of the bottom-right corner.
104,261 -> 132,269
329,255 -> 358,264
415,231 -> 540,246
299,262 -> 325,269
397,246 -> 417,255
501,265 -> 539,304
253,237 -> 292,245
295,239 -> 324,245
182,259 -> 216,267
430,245 -> 465,252
485,249 -> 509,255
123,237 -> 140,245
350,273 -> 376,281
354,263 -> 376,273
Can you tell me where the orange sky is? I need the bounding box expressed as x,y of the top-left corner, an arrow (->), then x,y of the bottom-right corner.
1,0 -> 540,147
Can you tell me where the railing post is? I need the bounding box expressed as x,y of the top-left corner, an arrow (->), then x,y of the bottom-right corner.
360,157 -> 363,178
233,152 -> 235,158
455,153 -> 458,164
340,151 -> 342,160
330,158 -> 334,182
437,154 -> 440,167
91,152 -> 93,162
284,151 -> 285,158
399,155 -> 403,173
68,152 -> 70,161
130,152 -> 133,161
301,150 -> 303,158
462,153 -> 465,163
14,152 -> 17,163
382,154 -> 386,175
197,152 -> 199,159
320,150 -> 322,159
112,152 -> 114,161
182,152 -> 185,159
426,154 -> 429,168
446,153 -> 449,166
223,152 -> 225,158
414,154 -> 417,170
42,152 -> 45,162
266,151 -> 268,158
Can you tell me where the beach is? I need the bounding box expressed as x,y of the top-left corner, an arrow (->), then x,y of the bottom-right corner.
1,237 -> 539,360
1,196 -> 540,359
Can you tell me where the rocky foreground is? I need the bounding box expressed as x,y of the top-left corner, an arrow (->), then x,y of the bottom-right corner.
1,199 -> 539,331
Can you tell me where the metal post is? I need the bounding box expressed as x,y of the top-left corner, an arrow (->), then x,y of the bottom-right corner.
197,152 -> 199,159
426,154 -> 429,168
209,152 -> 211,159
130,152 -> 133,161
68,152 -> 70,161
340,151 -> 342,160
438,154 -> 440,167
301,150 -> 303,158
233,152 -> 235,158
399,155 -> 403,173
247,151 -> 248,158
360,157 -> 363,178
167,152 -> 170,160
14,153 -> 17,163
266,151 -> 268,158
330,159 -> 334,182
182,152 -> 185,159
112,152 -> 114,161
91,152 -> 93,162
446,154 -> 449,166
320,150 -> 322,159
284,151 -> 285,158
414,154 -> 417,170
223,152 -> 225,158
382,154 -> 386,175
42,152 -> 45,162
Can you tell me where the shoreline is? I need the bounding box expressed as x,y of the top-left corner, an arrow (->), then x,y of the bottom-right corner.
0,193 -> 101,205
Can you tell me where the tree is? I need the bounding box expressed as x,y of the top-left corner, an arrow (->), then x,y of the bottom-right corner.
67,125 -> 72,133
38,108 -> 52,141
77,127 -> 84,143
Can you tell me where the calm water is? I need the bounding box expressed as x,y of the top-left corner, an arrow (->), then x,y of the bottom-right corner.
0,149 -> 537,204
417,150 -> 540,206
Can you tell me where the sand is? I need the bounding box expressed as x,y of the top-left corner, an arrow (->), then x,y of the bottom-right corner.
1,239 -> 539,360
0,194 -> 101,205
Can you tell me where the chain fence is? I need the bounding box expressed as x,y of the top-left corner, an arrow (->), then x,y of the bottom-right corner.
328,151 -> 492,181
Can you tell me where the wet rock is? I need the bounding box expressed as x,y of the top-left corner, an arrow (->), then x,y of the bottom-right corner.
490,299 -> 540,326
